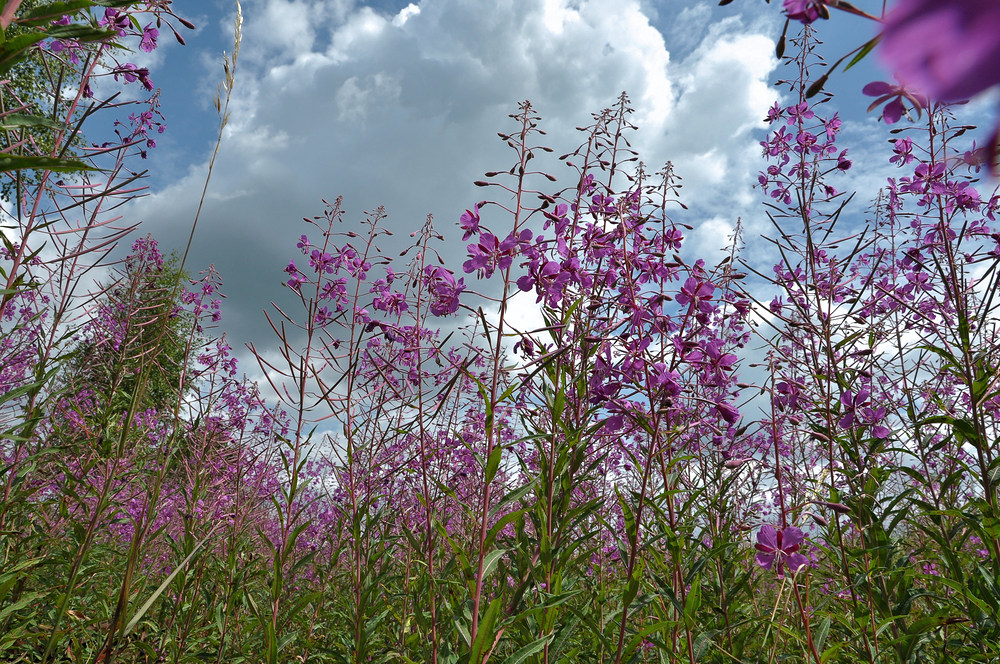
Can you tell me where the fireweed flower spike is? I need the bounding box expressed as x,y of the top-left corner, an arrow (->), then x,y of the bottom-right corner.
755,525 -> 810,577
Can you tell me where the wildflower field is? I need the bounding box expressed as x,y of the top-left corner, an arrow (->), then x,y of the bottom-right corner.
3,1 -> 1000,662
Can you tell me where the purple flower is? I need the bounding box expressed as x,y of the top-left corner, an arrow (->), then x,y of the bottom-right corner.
962,141 -> 988,172
838,389 -> 870,428
676,276 -> 715,319
716,401 -> 740,424
786,101 -> 815,125
784,0 -> 828,24
890,136 -> 916,165
314,306 -> 333,327
463,229 -> 530,278
648,363 -> 682,398
755,525 -> 809,576
459,205 -> 480,241
765,102 -> 783,123
99,8 -> 129,36
372,290 -> 408,316
284,261 -> 305,291
309,249 -> 335,274
862,80 -> 926,124
424,265 -> 465,316
140,23 -> 159,53
114,64 -> 155,91
836,149 -> 852,171
880,0 -> 1000,102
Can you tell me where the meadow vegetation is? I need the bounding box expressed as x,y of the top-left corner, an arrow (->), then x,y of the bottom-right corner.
2,1 -> 1000,662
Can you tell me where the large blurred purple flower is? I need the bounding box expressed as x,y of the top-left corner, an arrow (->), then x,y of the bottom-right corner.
755,525 -> 809,577
880,0 -> 1000,102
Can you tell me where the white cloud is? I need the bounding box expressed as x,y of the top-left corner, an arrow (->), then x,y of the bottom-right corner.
328,6 -> 389,63
666,3 -> 711,54
334,72 -> 402,122
689,215 -> 737,259
256,0 -> 317,54
658,19 -> 776,212
393,3 -> 420,27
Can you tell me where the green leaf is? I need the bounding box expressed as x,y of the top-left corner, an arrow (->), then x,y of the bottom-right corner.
616,486 -> 636,539
920,414 -> 978,446
622,566 -> 642,610
0,154 -> 99,174
485,509 -> 524,550
122,524 -> 220,637
0,375 -> 50,407
499,634 -> 554,664
0,114 -> 68,131
18,1 -> 97,25
484,442 -> 502,485
548,614 -> 581,660
277,630 -> 299,651
844,36 -> 879,71
46,24 -> 117,42
683,577 -> 701,624
916,344 -> 963,375
976,564 -> 1000,606
489,483 -> 532,519
0,32 -> 47,75
469,597 -> 502,664
265,621 -> 278,664
481,549 -> 506,581
454,617 -> 471,648
936,576 -> 992,615
0,591 -> 43,624
820,642 -> 845,662
91,0 -> 147,6
814,616 -> 831,652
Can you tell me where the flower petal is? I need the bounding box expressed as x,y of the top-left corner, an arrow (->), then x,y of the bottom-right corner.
781,526 -> 805,549
862,81 -> 894,97
884,98 -> 904,124
786,552 -> 809,573
756,524 -> 778,549
756,552 -> 776,569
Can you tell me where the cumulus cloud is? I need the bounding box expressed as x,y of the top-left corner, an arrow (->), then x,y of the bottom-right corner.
130,0 -> 779,356
657,18 -> 776,213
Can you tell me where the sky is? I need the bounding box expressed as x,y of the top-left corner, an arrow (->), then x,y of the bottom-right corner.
106,0 -> 995,385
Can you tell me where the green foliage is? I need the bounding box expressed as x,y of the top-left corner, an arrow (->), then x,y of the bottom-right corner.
7,2 -> 1000,663
0,0 -> 105,201
62,252 -> 194,427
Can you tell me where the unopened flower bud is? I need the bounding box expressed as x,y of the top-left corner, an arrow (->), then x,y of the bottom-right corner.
814,500 -> 851,514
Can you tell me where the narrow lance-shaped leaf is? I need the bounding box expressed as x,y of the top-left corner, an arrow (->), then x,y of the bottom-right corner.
0,154 -> 100,174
